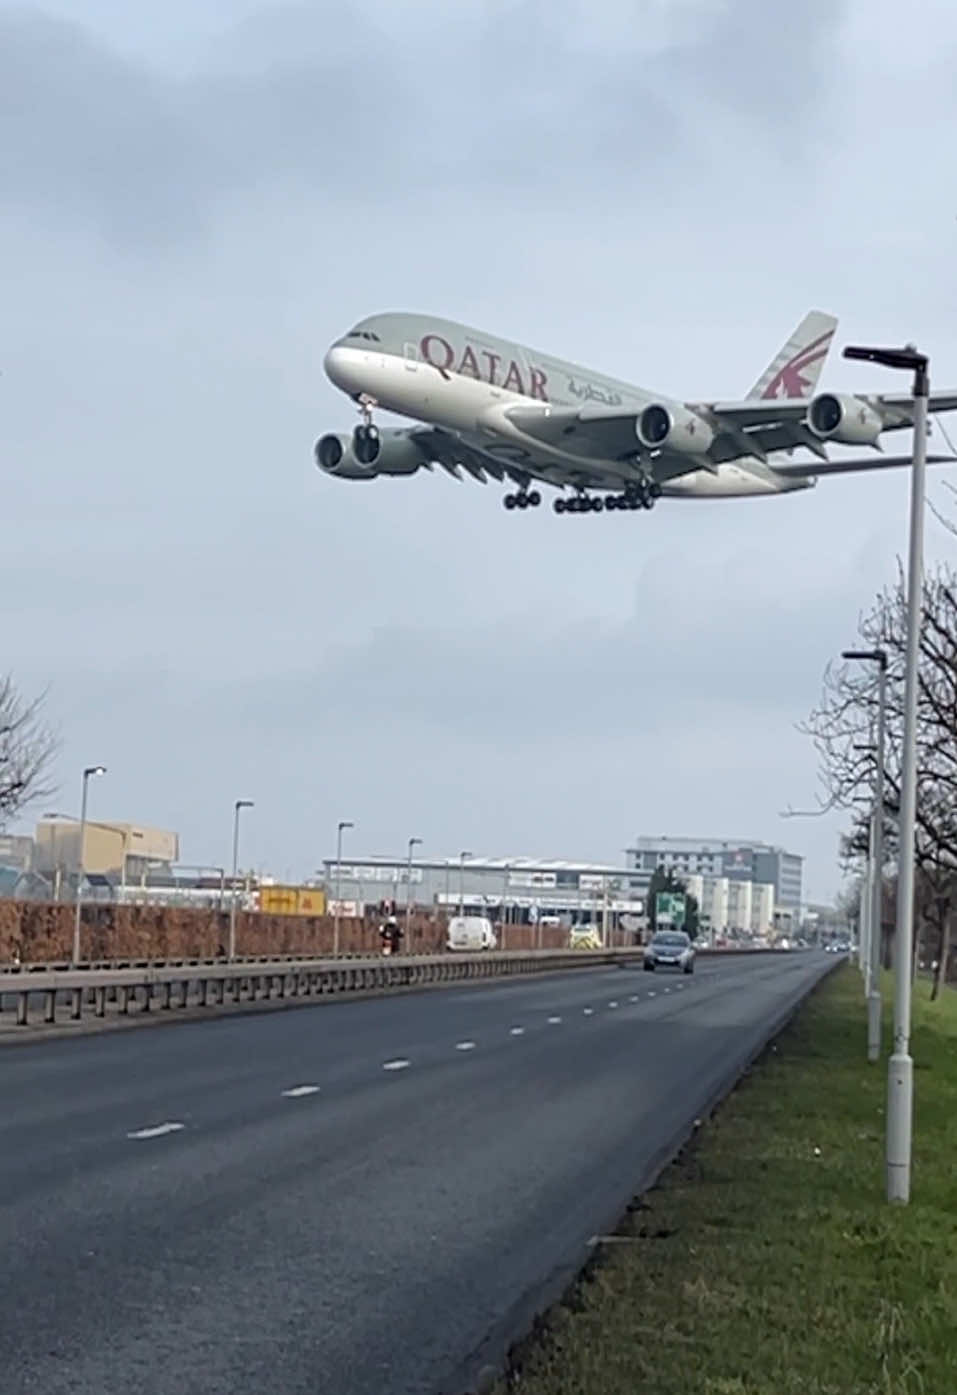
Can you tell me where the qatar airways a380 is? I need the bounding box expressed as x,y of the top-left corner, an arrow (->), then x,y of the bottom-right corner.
315,311 -> 956,514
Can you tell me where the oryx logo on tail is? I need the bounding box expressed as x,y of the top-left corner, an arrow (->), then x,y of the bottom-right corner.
748,310 -> 838,400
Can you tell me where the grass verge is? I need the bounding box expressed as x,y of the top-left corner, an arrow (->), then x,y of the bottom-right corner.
496,966 -> 957,1395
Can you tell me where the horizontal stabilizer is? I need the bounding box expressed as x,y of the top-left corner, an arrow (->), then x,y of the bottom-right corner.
774,452 -> 956,479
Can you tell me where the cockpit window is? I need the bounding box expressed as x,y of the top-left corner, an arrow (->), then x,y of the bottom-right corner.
346,329 -> 381,342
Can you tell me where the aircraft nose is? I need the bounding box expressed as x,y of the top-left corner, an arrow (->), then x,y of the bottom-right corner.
323,344 -> 352,389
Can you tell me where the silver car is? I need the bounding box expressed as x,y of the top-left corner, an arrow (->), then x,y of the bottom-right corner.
643,930 -> 695,974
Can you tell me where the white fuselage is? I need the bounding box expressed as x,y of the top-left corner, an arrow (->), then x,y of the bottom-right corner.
324,329 -> 810,499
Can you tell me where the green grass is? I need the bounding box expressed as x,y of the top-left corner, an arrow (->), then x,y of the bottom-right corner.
497,968 -> 957,1395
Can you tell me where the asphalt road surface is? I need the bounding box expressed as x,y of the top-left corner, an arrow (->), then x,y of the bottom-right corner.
0,952 -> 832,1395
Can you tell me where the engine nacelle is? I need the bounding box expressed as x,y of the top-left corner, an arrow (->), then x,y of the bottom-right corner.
314,430 -> 427,479
636,402 -> 714,455
806,393 -> 883,446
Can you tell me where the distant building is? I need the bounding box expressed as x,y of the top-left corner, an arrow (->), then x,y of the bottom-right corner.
627,836 -> 803,910
699,876 -> 729,937
319,854 -> 646,930
750,882 -> 776,937
33,818 -> 179,893
0,834 -> 33,871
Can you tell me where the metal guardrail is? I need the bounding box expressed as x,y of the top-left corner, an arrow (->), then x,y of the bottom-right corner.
0,948 -> 648,1029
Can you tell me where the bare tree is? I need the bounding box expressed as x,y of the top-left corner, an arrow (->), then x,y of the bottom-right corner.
0,676 -> 58,824
801,563 -> 957,998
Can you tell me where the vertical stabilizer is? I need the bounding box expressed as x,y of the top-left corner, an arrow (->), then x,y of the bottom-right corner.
748,310 -> 838,400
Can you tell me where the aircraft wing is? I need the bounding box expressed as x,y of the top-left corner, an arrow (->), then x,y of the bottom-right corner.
501,405 -> 710,482
409,423 -> 688,492
699,391 -> 957,462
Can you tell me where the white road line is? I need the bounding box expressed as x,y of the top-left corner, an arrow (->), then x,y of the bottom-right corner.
127,1122 -> 184,1141
382,1059 -> 411,1071
583,1008 -> 594,1016
648,991 -> 657,998
456,1041 -> 476,1051
608,1001 -> 619,1009
547,1016 -> 562,1025
629,995 -> 639,1003
509,1026 -> 525,1036
663,988 -> 671,994
281,1085 -> 320,1098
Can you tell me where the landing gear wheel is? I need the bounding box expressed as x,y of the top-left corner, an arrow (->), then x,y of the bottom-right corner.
504,493 -> 517,510
591,496 -> 604,512
554,497 -> 566,514
353,423 -> 380,466
528,490 -> 541,508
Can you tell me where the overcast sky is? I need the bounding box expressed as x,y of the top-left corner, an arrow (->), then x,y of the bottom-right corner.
4,0 -> 957,900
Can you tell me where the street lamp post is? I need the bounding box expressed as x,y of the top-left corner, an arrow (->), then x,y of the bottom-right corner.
844,343 -> 928,1204
459,851 -> 471,917
229,799 -> 254,961
844,648 -> 888,1065
334,820 -> 354,959
73,766 -> 106,965
501,863 -> 510,950
404,837 -> 422,949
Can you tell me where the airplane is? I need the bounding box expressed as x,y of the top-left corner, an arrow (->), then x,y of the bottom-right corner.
316,311 -> 957,514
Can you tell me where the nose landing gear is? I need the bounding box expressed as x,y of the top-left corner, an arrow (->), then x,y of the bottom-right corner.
353,394 -> 381,465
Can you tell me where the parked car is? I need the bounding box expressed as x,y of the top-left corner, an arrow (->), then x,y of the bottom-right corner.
643,930 -> 695,974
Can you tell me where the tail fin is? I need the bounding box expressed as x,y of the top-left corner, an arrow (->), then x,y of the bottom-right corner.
747,310 -> 838,400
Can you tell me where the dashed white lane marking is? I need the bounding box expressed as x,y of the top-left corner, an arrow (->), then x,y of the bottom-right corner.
282,1085 -> 320,1098
583,1008 -> 594,1016
383,1059 -> 411,1071
648,991 -> 657,998
456,1041 -> 476,1051
127,1122 -> 184,1141
510,1026 -> 525,1036
664,987 -> 671,994
547,1016 -> 562,1025
608,1001 -> 619,1009
629,995 -> 639,1003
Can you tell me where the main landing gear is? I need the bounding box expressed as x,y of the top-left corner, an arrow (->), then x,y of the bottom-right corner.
553,481 -> 662,514
352,395 -> 380,465
503,490 -> 542,510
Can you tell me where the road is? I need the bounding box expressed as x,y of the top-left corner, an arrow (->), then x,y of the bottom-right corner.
0,951 -> 832,1395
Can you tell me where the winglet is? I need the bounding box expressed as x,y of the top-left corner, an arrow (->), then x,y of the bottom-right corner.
748,310 -> 838,401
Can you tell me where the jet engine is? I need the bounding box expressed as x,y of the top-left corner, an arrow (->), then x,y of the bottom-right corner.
806,393 -> 883,446
314,429 -> 427,479
636,402 -> 714,455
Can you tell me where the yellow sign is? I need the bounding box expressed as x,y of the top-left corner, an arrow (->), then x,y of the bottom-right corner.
259,885 -> 326,916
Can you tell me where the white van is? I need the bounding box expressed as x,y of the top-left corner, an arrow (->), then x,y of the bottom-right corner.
446,915 -> 498,952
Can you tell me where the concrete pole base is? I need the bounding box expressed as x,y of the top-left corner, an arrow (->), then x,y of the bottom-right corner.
867,991 -> 882,1063
886,1050 -> 913,1204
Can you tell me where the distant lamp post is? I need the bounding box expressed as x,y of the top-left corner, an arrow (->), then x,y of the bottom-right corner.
844,342 -> 929,1206
73,766 -> 106,965
501,863 -> 511,950
844,646 -> 888,1068
334,820 -> 354,959
459,850 -> 472,917
405,837 -> 422,948
229,799 -> 254,961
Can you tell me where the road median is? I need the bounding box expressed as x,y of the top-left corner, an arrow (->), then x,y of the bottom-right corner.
494,966 -> 957,1395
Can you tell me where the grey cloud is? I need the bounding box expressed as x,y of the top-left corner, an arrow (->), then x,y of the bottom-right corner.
1,0 -> 849,250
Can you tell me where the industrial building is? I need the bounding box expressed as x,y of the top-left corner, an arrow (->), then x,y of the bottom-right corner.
319,855 -> 646,929
31,818 -> 180,899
